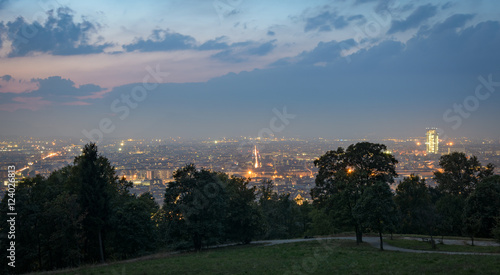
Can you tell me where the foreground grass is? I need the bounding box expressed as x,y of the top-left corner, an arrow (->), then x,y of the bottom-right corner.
386,239 -> 500,253
45,239 -> 500,275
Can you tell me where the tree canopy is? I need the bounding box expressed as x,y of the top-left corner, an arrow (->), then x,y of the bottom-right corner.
311,142 -> 398,244
434,152 -> 494,197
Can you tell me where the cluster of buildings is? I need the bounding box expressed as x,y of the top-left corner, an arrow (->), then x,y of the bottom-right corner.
1,131 -> 499,203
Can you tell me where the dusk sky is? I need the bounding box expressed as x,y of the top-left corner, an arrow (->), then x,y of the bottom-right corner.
1,0 -> 499,140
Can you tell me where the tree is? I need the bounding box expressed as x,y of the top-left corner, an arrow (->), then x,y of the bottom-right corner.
354,182 -> 398,250
107,192 -> 159,258
492,217 -> 500,243
463,177 -> 500,242
297,200 -> 313,236
164,164 -> 228,251
0,143 -> 158,273
39,191 -> 84,268
436,194 -> 466,236
434,152 -> 494,197
225,176 -> 260,244
311,142 -> 398,244
0,174 -> 85,273
257,180 -> 303,239
305,207 -> 337,236
71,143 -> 118,263
394,175 -> 433,234
0,176 -> 47,273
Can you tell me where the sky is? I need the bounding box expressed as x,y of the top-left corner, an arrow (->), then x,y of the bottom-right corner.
0,0 -> 499,141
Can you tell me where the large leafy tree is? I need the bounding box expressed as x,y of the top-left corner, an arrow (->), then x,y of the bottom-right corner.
164,164 -> 228,251
225,176 -> 260,244
71,143 -> 118,263
434,152 -> 494,197
434,152 -> 495,237
463,176 -> 500,242
311,142 -> 398,244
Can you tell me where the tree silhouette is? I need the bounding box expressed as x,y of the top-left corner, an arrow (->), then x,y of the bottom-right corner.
312,142 -> 398,244
71,143 -> 117,263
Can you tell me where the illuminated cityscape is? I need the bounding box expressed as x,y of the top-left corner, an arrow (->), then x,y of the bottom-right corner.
2,133 -> 499,203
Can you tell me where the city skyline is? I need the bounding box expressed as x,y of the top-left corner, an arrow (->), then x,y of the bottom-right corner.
2,133 -> 499,203
0,1 -> 500,140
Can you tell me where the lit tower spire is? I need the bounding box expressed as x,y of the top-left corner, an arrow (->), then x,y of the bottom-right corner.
253,145 -> 261,168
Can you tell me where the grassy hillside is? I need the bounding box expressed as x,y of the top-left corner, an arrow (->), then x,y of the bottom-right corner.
44,239 -> 500,275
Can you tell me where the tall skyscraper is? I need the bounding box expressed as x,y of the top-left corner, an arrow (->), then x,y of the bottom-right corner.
426,128 -> 439,154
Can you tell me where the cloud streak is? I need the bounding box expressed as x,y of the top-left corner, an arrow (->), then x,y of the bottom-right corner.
123,29 -> 196,52
388,4 -> 438,34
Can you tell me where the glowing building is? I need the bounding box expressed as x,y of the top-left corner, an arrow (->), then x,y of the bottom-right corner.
253,145 -> 261,169
425,128 -> 439,154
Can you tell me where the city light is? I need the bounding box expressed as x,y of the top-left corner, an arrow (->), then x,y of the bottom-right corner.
42,152 -> 58,160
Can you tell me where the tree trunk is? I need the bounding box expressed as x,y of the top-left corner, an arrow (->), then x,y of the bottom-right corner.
98,230 -> 105,263
37,233 -> 42,269
379,231 -> 384,251
355,225 -> 363,244
193,233 -> 202,251
471,235 -> 474,246
430,235 -> 436,250
49,248 -> 53,269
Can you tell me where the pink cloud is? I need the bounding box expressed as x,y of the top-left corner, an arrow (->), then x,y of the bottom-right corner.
0,51 -> 279,91
62,101 -> 91,106
0,96 -> 51,112
0,77 -> 39,94
76,88 -> 112,100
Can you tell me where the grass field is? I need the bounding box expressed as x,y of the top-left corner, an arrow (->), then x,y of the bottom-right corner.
45,239 -> 500,275
385,239 -> 500,253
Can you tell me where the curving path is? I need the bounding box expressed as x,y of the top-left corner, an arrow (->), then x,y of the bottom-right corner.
401,236 -> 500,247
253,236 -> 500,256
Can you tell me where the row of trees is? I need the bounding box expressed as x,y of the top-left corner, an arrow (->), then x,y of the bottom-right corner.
0,144 -> 312,274
0,144 -> 159,273
159,164 -> 313,251
310,142 -> 500,249
1,142 -> 499,273
395,153 -> 500,245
